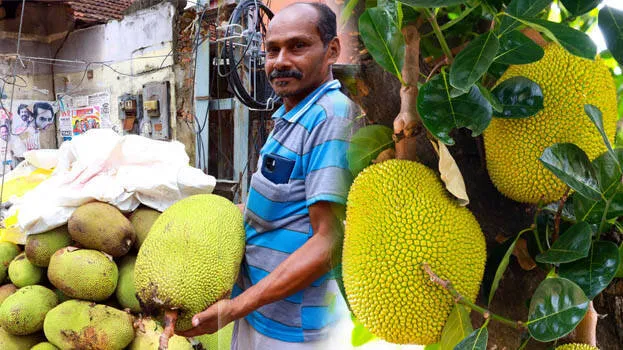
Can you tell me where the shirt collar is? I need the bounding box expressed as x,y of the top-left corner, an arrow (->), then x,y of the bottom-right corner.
271,80 -> 342,123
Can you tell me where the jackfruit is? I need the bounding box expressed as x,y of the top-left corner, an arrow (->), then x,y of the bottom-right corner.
129,207 -> 161,249
31,342 -> 60,350
0,242 -> 20,282
128,318 -> 192,350
342,160 -> 486,345
0,285 -> 57,335
556,344 -> 599,350
194,322 -> 234,350
48,247 -> 118,301
0,284 -> 16,305
8,253 -> 43,287
483,44 -> 618,203
25,226 -> 72,267
44,300 -> 134,350
116,255 -> 141,312
68,201 -> 136,257
0,327 -> 43,350
135,194 -> 245,331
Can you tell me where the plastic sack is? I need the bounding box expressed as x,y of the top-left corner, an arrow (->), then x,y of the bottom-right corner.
15,129 -> 216,235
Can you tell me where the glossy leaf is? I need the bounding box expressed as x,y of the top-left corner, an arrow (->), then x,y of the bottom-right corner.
488,231 -> 525,306
450,31 -> 500,92
359,8 -> 405,83
347,125 -> 394,177
440,304 -> 473,349
397,0 -> 466,7
540,143 -> 601,201
585,104 -> 615,157
477,83 -> 503,113
599,6 -> 623,67
574,192 -> 623,224
592,149 -> 623,197
616,243 -> 623,278
561,0 -> 601,16
351,317 -> 377,346
491,76 -> 543,119
527,278 -> 589,342
454,327 -> 488,350
498,0 -> 552,36
495,30 -> 545,65
535,222 -> 591,264
417,71 -> 492,145
515,17 -> 597,60
559,241 -> 620,299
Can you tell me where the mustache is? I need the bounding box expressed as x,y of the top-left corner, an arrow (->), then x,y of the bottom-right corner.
269,70 -> 303,80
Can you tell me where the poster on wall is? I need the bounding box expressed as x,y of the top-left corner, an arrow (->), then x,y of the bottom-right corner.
72,106 -> 101,136
0,100 -> 56,157
58,110 -> 73,140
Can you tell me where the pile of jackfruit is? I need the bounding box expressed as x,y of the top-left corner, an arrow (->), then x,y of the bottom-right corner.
0,194 -> 244,350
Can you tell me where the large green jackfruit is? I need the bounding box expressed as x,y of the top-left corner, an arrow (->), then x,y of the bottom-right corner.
0,327 -> 42,350
134,194 -> 245,331
343,160 -> 486,345
0,285 -> 57,335
0,242 -> 20,283
128,318 -> 192,350
484,44 -> 618,203
8,253 -> 43,287
116,255 -> 141,312
129,207 -> 161,249
25,226 -> 72,267
556,344 -> 599,350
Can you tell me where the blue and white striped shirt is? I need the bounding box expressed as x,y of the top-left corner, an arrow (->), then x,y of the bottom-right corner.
232,79 -> 361,342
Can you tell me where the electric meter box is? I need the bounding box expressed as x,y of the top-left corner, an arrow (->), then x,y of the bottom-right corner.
141,82 -> 170,140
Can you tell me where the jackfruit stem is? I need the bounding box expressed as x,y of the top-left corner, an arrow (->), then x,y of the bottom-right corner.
159,309 -> 178,350
422,263 -> 526,330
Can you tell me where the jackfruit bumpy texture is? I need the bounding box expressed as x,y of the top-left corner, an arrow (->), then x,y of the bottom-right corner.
135,194 -> 245,331
556,344 -> 599,350
484,44 -> 618,204
343,160 -> 486,345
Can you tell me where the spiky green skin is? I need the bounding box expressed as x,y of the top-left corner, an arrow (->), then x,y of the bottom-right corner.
0,284 -> 17,305
129,207 -> 161,249
555,344 -> 599,350
8,253 -> 43,287
127,318 -> 192,350
43,300 -> 134,350
30,342 -> 60,350
0,327 -> 42,350
48,248 -> 118,301
25,226 -> 72,267
68,201 -> 136,257
0,285 -> 57,335
0,242 -> 20,283
116,255 -> 141,312
135,194 -> 245,331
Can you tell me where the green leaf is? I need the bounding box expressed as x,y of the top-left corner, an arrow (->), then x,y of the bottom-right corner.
559,241 -> 621,299
515,17 -> 597,60
585,104 -> 615,157
454,327 -> 488,350
351,317 -> 377,346
449,31 -> 500,92
477,83 -> 503,113
540,143 -> 601,201
616,243 -> 623,278
599,6 -> 623,67
498,0 -> 552,36
495,30 -> 545,65
347,125 -> 394,177
560,0 -> 601,16
592,150 -> 623,197
417,70 -> 492,145
491,76 -> 543,119
425,344 -> 441,350
527,278 -> 589,342
535,222 -> 592,264
574,192 -> 623,224
397,0 -> 466,7
359,8 -> 405,83
488,230 -> 528,306
440,304 -> 473,349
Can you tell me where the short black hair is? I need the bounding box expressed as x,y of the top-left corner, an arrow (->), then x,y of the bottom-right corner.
33,102 -> 54,115
299,2 -> 337,47
17,104 -> 29,113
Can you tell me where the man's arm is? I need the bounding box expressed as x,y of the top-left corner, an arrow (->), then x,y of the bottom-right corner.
176,201 -> 344,337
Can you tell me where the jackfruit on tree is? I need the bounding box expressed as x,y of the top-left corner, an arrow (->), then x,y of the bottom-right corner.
483,44 -> 618,203
555,344 -> 599,350
342,159 -> 486,345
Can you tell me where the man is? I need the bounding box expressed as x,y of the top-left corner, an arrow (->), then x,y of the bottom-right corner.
178,2 -> 361,349
33,102 -> 55,130
14,104 -> 33,135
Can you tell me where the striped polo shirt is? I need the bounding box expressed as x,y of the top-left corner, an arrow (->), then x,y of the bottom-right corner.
232,79 -> 361,342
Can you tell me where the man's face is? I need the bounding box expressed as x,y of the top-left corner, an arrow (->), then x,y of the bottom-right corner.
19,108 -> 31,122
35,107 -> 54,129
265,5 -> 338,103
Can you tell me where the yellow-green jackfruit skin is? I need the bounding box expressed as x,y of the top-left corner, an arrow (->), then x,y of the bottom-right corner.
0,242 -> 20,282
129,207 -> 161,249
43,300 -> 134,350
48,247 -> 118,301
343,160 -> 486,345
483,44 -> 618,204
135,194 -> 245,331
8,253 -> 43,287
0,285 -> 57,336
30,342 -> 60,350
0,284 -> 17,305
68,201 -> 136,257
0,327 -> 43,350
194,322 -> 234,350
25,226 -> 72,267
128,318 -> 192,350
556,344 -> 599,350
116,255 -> 141,313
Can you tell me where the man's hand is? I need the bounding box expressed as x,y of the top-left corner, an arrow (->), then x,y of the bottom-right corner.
175,299 -> 237,337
